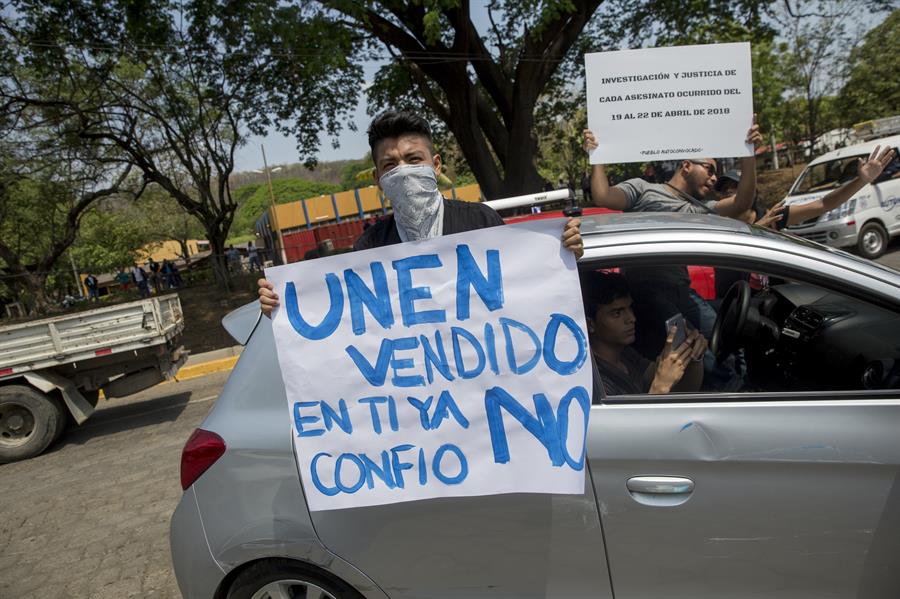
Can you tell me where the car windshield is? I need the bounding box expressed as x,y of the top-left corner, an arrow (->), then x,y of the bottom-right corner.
790,155 -> 866,195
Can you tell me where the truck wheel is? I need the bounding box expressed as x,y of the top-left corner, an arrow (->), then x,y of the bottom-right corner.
0,385 -> 64,462
857,222 -> 888,260
226,559 -> 363,599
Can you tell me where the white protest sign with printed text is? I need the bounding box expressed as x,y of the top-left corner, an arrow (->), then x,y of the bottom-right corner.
266,220 -> 591,511
585,42 -> 754,164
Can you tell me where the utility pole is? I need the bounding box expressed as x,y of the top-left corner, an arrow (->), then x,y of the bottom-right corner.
771,132 -> 780,170
261,145 -> 288,265
69,251 -> 83,299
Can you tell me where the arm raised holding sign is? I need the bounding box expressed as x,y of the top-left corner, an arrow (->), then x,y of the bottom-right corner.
583,119 -> 763,218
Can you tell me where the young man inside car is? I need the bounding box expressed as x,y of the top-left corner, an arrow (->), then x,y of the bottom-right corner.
583,271 -> 706,397
258,110 -> 584,316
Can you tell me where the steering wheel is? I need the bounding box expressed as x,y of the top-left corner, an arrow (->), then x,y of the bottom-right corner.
711,280 -> 751,361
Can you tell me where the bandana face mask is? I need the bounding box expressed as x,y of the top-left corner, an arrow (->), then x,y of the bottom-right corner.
379,164 -> 444,242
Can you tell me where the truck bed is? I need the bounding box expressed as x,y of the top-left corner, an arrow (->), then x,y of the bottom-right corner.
0,294 -> 184,377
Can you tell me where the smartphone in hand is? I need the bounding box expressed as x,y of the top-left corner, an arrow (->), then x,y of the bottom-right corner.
664,313 -> 687,349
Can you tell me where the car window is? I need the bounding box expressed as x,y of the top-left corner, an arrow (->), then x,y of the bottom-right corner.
581,261 -> 900,398
790,155 -> 868,195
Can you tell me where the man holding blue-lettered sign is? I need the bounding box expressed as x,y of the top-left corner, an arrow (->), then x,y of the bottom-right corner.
265,221 -> 592,510
256,110 -> 590,510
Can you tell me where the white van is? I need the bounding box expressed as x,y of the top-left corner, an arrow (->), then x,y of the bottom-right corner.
785,134 -> 900,259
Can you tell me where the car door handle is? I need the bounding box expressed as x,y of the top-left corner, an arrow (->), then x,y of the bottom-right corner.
626,476 -> 695,507
627,476 -> 694,494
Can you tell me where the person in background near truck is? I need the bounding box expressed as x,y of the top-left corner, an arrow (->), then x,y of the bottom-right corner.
717,146 -> 896,230
583,271 -> 706,397
226,245 -> 241,274
148,258 -> 162,294
161,259 -> 178,289
581,171 -> 592,203
115,268 -> 130,293
84,273 -> 99,302
247,241 -> 261,272
258,110 -> 584,316
132,264 -> 150,298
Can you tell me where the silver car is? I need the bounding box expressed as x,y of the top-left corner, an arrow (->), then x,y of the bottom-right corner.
171,213 -> 900,599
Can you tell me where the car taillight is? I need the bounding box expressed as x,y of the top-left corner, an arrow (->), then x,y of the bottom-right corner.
180,429 -> 226,490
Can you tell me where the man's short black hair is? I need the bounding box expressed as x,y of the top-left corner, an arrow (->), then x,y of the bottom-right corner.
367,110 -> 434,157
581,270 -> 631,316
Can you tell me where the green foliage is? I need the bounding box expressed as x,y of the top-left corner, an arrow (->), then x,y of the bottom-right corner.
339,156 -> 375,191
536,106 -> 588,190
70,207 -> 153,274
231,178 -> 341,237
0,177 -> 53,267
837,10 -> 900,126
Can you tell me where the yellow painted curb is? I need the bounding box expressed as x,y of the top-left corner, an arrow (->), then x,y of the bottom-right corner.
174,356 -> 239,382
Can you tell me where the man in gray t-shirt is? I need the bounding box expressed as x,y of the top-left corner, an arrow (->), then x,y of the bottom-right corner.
582,124 -> 762,389
616,177 -> 719,214
583,121 -> 761,218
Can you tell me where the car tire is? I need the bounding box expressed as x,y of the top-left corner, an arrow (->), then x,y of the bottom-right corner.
857,222 -> 888,259
0,385 -> 64,462
226,559 -> 364,599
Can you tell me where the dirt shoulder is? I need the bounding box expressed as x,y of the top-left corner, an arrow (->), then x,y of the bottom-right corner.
176,274 -> 259,354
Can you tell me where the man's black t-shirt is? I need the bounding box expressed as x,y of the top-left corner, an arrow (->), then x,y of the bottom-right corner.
353,199 -> 504,251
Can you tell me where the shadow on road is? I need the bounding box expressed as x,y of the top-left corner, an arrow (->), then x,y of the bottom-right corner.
50,391 -> 194,451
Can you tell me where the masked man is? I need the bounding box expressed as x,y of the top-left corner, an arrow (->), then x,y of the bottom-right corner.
258,110 -> 584,316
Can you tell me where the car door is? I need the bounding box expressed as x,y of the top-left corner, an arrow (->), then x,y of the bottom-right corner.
309,467 -> 614,599
871,147 -> 900,235
583,242 -> 900,599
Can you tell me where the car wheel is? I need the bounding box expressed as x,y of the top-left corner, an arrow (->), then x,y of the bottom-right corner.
857,222 -> 888,259
226,559 -> 364,599
0,385 -> 64,462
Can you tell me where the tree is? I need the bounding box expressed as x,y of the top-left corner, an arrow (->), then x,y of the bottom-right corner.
837,9 -> 900,126
775,0 -> 891,148
0,102 -> 138,313
4,0 -> 363,285
317,0 -> 614,199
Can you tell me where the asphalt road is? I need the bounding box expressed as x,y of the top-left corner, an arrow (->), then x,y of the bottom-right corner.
875,238 -> 900,271
0,370 -> 231,599
1,242 -> 898,599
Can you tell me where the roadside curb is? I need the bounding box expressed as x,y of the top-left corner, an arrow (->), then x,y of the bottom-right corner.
169,345 -> 243,383
175,355 -> 240,382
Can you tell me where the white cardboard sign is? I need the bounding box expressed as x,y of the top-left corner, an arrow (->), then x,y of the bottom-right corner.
585,42 -> 754,164
266,220 -> 592,511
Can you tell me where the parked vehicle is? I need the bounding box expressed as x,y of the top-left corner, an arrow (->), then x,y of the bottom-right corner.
171,213 -> 900,599
785,134 -> 900,259
0,294 -> 186,461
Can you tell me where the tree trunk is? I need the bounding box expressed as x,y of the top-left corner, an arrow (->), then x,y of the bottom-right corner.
205,232 -> 231,291
20,271 -> 54,315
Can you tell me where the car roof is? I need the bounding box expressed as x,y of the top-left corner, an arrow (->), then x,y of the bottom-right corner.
808,134 -> 900,166
580,211 -> 750,236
